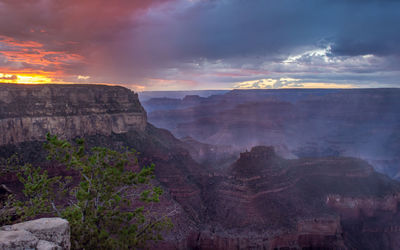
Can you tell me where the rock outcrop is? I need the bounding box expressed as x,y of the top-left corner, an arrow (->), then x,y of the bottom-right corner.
2,84 -> 400,249
0,84 -> 147,145
184,146 -> 400,249
0,218 -> 70,249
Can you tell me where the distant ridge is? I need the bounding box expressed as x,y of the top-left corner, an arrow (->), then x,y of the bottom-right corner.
139,90 -> 229,101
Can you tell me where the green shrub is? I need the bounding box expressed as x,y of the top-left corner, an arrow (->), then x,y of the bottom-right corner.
10,134 -> 172,249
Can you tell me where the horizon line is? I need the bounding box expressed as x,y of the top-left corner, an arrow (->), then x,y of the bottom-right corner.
2,82 -> 400,92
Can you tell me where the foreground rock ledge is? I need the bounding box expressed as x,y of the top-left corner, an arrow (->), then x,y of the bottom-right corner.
0,218 -> 70,250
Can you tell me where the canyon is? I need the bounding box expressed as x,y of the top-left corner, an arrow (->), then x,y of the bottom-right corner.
144,88 -> 400,179
1,84 -> 400,249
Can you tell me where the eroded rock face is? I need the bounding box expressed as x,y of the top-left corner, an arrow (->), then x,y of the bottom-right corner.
0,84 -> 147,145
2,84 -> 400,249
0,218 -> 70,249
145,88 -> 400,180
181,146 -> 400,249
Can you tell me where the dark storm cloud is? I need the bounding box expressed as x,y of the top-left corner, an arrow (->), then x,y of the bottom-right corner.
0,0 -> 399,89
328,1 -> 400,57
113,0 -> 400,89
133,0 -> 400,61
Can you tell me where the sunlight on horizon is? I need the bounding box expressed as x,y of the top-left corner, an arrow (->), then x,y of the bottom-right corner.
0,73 -> 52,84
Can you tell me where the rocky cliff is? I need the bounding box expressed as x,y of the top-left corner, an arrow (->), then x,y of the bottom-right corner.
0,83 -> 204,249
0,84 -> 147,145
2,84 -> 400,249
186,146 -> 400,249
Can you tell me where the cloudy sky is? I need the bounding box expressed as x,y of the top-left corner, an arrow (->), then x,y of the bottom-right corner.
0,0 -> 399,90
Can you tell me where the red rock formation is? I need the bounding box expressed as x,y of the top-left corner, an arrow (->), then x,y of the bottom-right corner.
180,146 -> 400,249
2,84 -> 400,249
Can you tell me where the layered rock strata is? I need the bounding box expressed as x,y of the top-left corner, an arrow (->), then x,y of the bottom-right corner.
0,84 -> 147,145
186,146 -> 400,249
1,84 -> 400,249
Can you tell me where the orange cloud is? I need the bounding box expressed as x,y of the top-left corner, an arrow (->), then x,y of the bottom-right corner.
0,36 -> 42,48
0,35 -> 85,83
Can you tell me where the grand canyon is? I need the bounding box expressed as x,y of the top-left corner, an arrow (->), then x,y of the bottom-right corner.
1,0 -> 400,249
1,83 -> 400,249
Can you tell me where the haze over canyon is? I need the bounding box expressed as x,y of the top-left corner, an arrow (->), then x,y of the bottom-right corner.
0,84 -> 400,249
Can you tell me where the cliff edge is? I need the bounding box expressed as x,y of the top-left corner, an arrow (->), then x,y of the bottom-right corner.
0,84 -> 147,145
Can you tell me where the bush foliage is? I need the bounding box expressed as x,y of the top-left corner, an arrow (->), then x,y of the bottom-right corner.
2,134 -> 172,249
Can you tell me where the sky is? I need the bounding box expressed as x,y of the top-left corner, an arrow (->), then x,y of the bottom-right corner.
0,0 -> 400,91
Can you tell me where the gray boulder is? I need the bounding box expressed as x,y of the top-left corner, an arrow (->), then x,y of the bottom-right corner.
0,218 -> 70,250
0,229 -> 38,249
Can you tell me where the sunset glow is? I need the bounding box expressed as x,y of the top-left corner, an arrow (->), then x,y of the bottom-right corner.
0,74 -> 52,84
0,34 -> 85,85
0,0 -> 399,89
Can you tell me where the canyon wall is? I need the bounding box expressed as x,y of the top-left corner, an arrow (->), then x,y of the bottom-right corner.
2,84 -> 400,249
144,88 -> 400,179
0,84 -> 147,145
184,146 -> 400,249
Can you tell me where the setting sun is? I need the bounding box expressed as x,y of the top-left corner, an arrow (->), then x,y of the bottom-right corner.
0,73 -> 52,84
